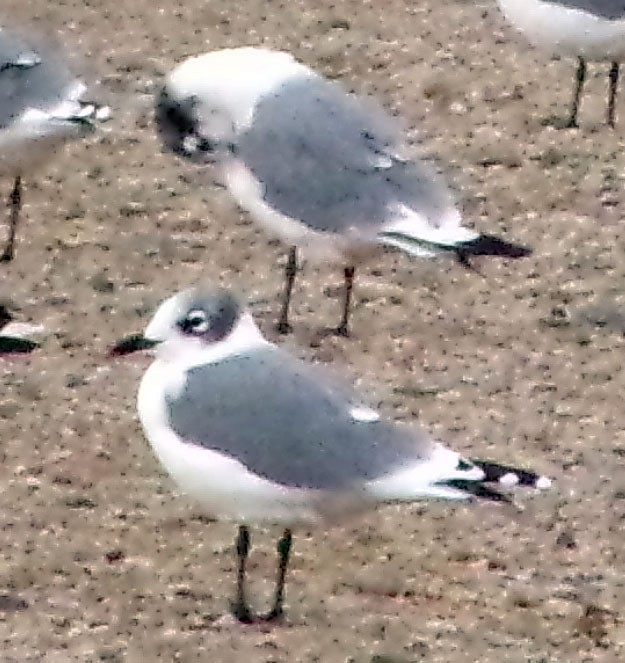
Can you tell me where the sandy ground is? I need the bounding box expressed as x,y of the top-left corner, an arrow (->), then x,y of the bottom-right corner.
1,0 -> 625,660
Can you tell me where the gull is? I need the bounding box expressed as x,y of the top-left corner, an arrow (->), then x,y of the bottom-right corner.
155,47 -> 531,336
112,285 -> 551,622
496,0 -> 625,127
0,27 -> 110,261
0,300 -> 45,353
0,304 -> 38,353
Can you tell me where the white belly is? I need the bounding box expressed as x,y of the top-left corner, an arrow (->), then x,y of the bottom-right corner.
136,360 -> 326,526
498,0 -> 625,61
220,158 -> 379,265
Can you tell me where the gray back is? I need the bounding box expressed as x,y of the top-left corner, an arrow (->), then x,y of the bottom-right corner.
545,0 -> 625,19
235,76 -> 452,234
166,346 -> 432,490
0,31 -> 76,130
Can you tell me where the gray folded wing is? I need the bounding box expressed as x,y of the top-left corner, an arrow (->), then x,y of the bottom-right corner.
233,75 -> 453,234
543,0 -> 625,20
0,31 -> 77,130
165,346 -> 434,490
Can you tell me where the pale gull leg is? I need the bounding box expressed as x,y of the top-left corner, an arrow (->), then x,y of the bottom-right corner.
231,525 -> 253,623
567,57 -> 586,129
337,265 -> 355,337
1,176 -> 22,263
277,246 -> 297,335
608,62 -> 619,128
264,528 -> 293,621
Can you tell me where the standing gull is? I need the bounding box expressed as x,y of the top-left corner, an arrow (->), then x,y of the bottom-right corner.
496,0 -> 625,127
155,47 -> 531,336
112,285 -> 551,622
0,27 -> 109,261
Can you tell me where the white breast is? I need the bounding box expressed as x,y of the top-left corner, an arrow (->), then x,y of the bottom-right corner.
498,0 -> 625,61
136,359 -> 327,525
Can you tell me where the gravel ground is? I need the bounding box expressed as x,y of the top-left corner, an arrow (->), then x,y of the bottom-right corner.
1,0 -> 625,661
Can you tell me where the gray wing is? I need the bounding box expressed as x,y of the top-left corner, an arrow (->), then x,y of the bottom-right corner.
545,0 -> 625,19
235,76 -> 453,234
165,346 -> 433,490
0,31 -> 77,130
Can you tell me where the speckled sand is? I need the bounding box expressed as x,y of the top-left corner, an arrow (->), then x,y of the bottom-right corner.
1,0 -> 624,660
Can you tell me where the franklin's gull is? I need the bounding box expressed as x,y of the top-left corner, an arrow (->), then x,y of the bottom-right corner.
113,285 -> 551,622
155,48 -> 531,335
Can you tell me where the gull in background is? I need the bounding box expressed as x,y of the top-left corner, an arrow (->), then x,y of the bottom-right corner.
155,47 -> 531,336
0,27 -> 109,261
496,0 -> 625,127
112,285 -> 551,622
0,302 -> 43,353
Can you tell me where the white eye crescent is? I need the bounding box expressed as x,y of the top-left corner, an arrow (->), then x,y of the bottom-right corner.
185,309 -> 210,334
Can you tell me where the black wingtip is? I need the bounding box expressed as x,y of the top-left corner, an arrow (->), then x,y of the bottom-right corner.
0,336 -> 39,355
443,459 -> 552,503
457,235 -> 532,261
471,459 -> 552,491
443,480 -> 511,503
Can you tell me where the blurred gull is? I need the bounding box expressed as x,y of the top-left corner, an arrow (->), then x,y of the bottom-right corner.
497,0 -> 625,126
155,47 -> 531,336
0,303 -> 43,353
0,27 -> 110,261
112,285 -> 551,622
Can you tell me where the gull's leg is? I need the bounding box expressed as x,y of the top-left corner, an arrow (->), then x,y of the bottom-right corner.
1,176 -> 22,262
231,525 -> 253,623
263,529 -> 293,621
608,62 -> 619,128
277,246 -> 297,334
566,57 -> 586,129
337,266 -> 355,337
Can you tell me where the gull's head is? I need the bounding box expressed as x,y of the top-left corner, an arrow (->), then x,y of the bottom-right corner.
111,286 -> 266,366
146,286 -> 240,342
155,47 -> 314,161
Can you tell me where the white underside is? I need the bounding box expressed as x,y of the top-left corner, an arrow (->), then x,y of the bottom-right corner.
498,0 -> 625,60
220,159 -> 476,265
137,313 -> 486,526
378,235 -> 438,258
220,158 -> 380,264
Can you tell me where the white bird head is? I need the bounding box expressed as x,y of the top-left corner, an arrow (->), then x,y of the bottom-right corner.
147,286 -> 242,358
155,46 -> 314,161
111,286 -> 267,366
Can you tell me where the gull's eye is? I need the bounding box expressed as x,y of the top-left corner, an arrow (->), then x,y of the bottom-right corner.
178,309 -> 210,335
